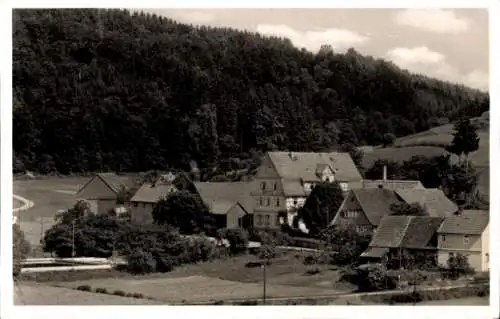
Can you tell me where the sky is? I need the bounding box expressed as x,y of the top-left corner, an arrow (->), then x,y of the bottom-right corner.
139,8 -> 489,91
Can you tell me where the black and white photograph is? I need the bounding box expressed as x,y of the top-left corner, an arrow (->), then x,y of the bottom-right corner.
8,6 -> 494,312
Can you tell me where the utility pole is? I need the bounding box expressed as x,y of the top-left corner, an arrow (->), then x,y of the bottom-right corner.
72,219 -> 76,258
262,263 -> 267,304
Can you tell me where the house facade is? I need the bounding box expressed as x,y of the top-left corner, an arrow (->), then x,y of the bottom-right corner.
331,187 -> 457,234
76,173 -> 133,215
437,210 -> 489,272
252,151 -> 363,229
330,188 -> 403,234
193,182 -> 254,229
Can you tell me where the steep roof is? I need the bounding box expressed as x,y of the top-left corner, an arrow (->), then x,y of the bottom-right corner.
438,210 -> 489,235
352,188 -> 404,226
395,189 -> 457,217
369,215 -> 411,248
400,216 -> 444,249
369,215 -> 444,249
77,173 -> 134,196
267,151 -> 362,183
362,180 -> 425,191
130,183 -> 177,203
193,181 -> 255,215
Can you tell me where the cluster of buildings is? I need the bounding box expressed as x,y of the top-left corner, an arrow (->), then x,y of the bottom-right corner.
75,151 -> 489,272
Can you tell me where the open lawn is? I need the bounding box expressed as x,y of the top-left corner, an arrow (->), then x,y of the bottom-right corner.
418,296 -> 489,306
15,283 -> 162,305
52,253 -> 353,304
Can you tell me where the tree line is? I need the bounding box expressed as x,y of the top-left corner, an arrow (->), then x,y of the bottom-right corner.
13,9 -> 489,176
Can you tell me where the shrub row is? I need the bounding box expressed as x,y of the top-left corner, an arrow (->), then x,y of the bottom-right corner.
364,284 -> 489,304
76,285 -> 147,299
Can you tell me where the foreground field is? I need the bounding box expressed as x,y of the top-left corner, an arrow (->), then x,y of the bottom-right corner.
14,283 -> 162,305
417,296 -> 489,306
51,253 -> 352,304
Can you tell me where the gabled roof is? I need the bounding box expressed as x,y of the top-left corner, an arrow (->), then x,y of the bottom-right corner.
369,215 -> 444,249
400,216 -> 444,249
395,189 -> 457,217
267,151 -> 363,183
77,173 -> 134,196
362,180 -> 425,191
193,181 -> 255,215
130,183 -> 177,203
352,188 -> 404,226
369,215 -> 411,248
437,210 -> 489,235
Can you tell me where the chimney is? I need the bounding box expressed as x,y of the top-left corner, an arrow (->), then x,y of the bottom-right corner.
383,165 -> 387,181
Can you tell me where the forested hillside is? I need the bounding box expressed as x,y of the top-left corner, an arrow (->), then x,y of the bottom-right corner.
13,9 -> 489,176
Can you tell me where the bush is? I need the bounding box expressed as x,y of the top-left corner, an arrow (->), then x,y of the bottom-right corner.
95,287 -> 108,294
356,264 -> 398,292
305,268 -> 321,275
223,228 -> 249,256
113,290 -> 126,296
76,285 -> 92,291
447,253 -> 475,279
126,249 -> 157,274
132,293 -> 144,299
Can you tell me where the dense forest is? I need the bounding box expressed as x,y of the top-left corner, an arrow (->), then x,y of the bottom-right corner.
13,9 -> 489,176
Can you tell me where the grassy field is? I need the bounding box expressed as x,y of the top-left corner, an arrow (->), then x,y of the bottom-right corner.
418,296 -> 489,306
51,253 -> 353,304
15,283 -> 162,305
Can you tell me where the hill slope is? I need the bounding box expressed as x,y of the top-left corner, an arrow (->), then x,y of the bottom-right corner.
362,112 -> 489,201
13,9 -> 489,175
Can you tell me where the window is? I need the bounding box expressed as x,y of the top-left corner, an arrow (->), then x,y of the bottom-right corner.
266,197 -> 270,206
345,210 -> 358,218
276,198 -> 280,207
265,215 -> 270,226
257,215 -> 263,226
442,235 -> 446,242
486,253 -> 489,262
259,197 -> 264,206
293,199 -> 298,205
276,214 -> 281,225
463,235 -> 470,244
273,182 -> 277,190
133,202 -> 138,207
357,225 -> 369,233
261,182 -> 266,190
325,177 -> 330,183
340,183 -> 349,192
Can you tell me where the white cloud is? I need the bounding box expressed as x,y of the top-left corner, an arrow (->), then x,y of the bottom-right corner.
256,24 -> 369,53
394,9 -> 470,34
386,46 -> 488,91
386,46 -> 445,65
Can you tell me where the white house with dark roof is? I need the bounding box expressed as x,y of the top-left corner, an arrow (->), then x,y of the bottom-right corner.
76,173 -> 133,215
251,151 -> 363,229
436,210 -> 489,272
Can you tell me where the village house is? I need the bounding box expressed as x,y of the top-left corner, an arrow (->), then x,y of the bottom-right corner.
193,182 -> 254,230
361,215 -> 444,267
129,172 -> 193,224
330,187 -> 457,234
436,210 -> 489,272
251,151 -> 363,229
76,173 -> 134,215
